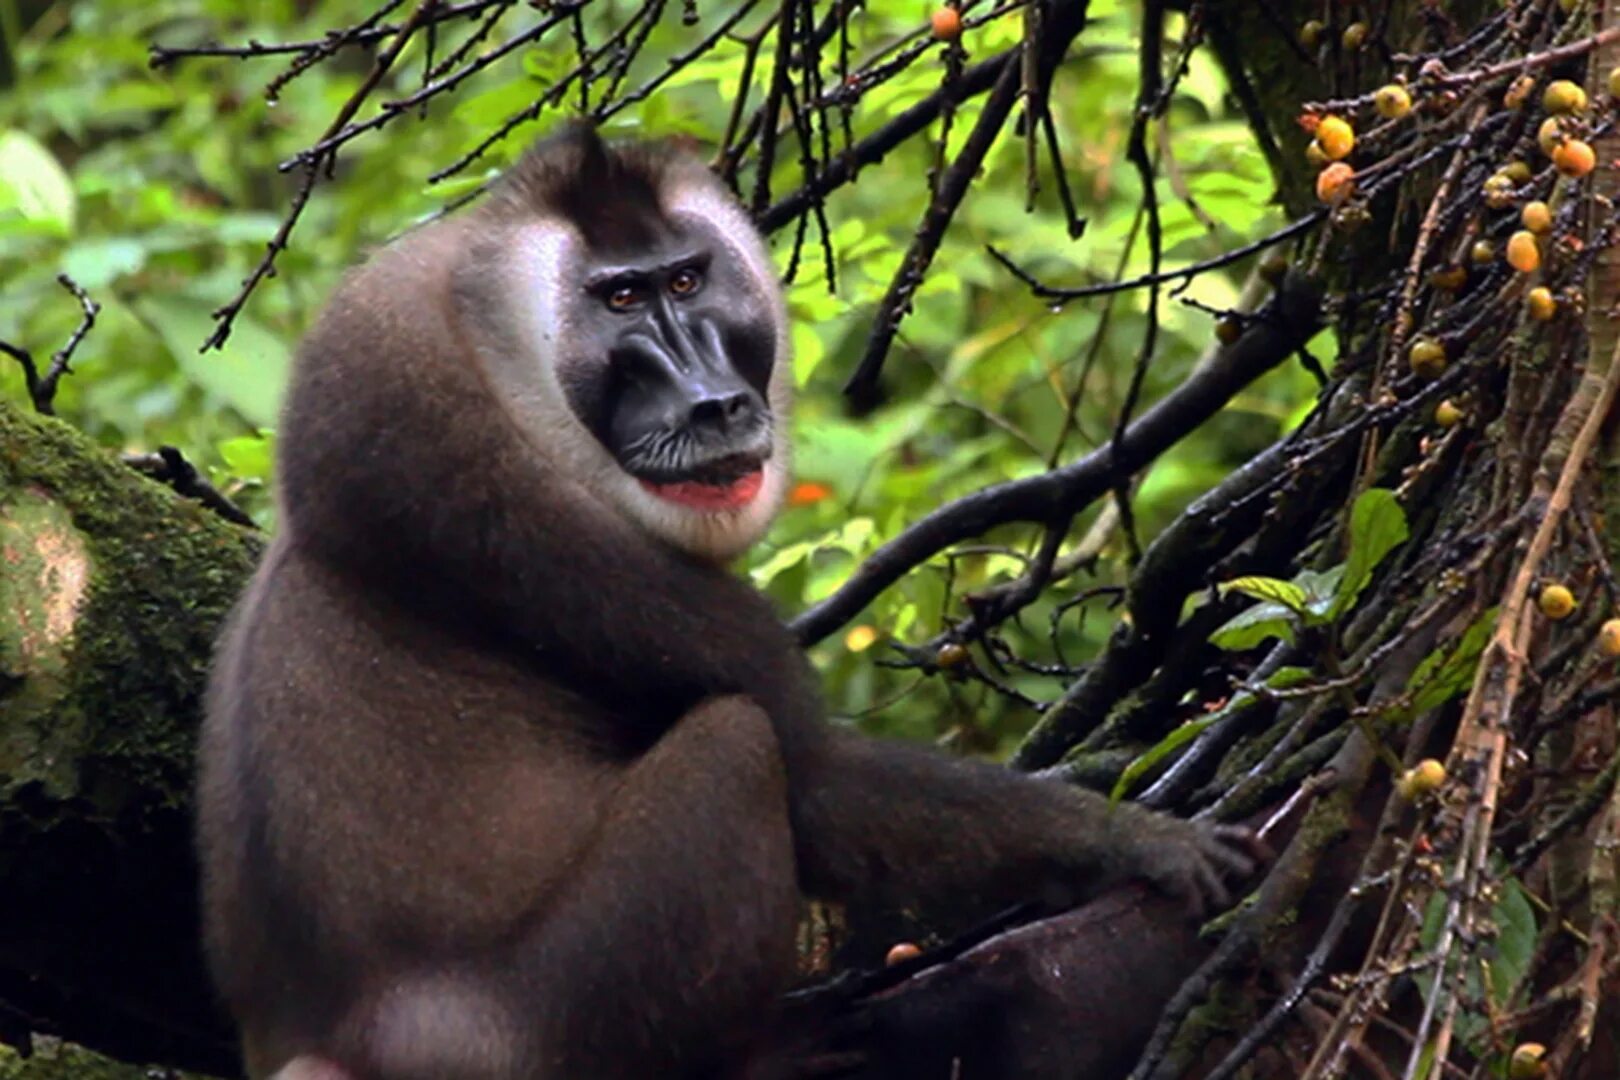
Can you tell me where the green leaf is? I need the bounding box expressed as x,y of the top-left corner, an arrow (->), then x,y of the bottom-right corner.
1417,870 -> 1539,1051
0,129 -> 76,235
1331,488 -> 1410,619
1209,601 -> 1297,651
1110,717 -> 1214,803
1219,575 -> 1309,614
1489,876 -> 1537,1006
1109,666 -> 1312,802
135,295 -> 290,428
1401,607 -> 1497,720
1296,565 -> 1347,623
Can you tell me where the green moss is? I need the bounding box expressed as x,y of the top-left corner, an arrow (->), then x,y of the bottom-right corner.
0,1038 -> 206,1079
0,401 -> 260,817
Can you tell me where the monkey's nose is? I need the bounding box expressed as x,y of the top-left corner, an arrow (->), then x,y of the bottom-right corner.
687,391 -> 758,433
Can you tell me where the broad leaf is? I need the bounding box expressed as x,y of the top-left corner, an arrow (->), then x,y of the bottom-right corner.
1331,488 -> 1410,619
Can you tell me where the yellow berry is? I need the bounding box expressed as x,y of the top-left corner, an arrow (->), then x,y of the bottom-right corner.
1375,84 -> 1412,120
1409,338 -> 1447,378
1299,19 -> 1325,50
1501,160 -> 1533,184
1522,200 -> 1553,234
1216,317 -> 1243,345
1434,399 -> 1464,427
1316,116 -> 1355,161
1598,619 -> 1620,657
1259,252 -> 1289,286
1507,230 -> 1541,273
1397,759 -> 1447,800
1316,162 -> 1356,205
1471,239 -> 1496,264
1305,141 -> 1329,167
1509,1042 -> 1549,1080
1609,66 -> 1620,99
1342,22 -> 1368,50
936,642 -> 970,669
1554,138 -> 1596,178
1483,173 -> 1516,209
1544,79 -> 1589,115
845,624 -> 879,652
1527,286 -> 1557,321
1539,116 -> 1570,157
1505,74 -> 1536,110
1429,265 -> 1467,290
930,7 -> 962,41
1539,583 -> 1577,620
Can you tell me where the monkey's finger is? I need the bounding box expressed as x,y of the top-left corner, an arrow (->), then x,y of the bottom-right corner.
1203,825 -> 1270,877
1192,860 -> 1232,914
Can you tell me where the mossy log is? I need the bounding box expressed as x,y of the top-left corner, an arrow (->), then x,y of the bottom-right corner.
0,399 -> 251,1075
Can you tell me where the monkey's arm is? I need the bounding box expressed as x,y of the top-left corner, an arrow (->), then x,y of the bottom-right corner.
784,727 -> 1258,917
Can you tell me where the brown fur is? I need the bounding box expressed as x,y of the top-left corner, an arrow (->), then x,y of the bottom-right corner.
198,128 -> 1254,1079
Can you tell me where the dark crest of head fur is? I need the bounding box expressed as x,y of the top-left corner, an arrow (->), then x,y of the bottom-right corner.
493,121 -> 691,252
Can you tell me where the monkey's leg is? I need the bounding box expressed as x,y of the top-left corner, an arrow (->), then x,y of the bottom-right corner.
516,693 -> 801,1076
320,695 -> 799,1080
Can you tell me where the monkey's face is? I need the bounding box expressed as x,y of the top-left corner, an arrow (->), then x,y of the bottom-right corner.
478,156 -> 792,563
562,220 -> 779,516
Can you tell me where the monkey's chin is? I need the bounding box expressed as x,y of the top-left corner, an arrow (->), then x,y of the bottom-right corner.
639,469 -> 764,513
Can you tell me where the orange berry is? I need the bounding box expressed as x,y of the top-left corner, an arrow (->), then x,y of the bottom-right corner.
886,942 -> 923,966
1316,162 -> 1356,205
930,7 -> 961,40
788,481 -> 832,506
1507,230 -> 1541,273
1554,138 -> 1596,178
1504,74 -> 1536,110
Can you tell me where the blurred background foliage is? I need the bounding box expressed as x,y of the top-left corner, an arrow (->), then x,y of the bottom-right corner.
0,0 -> 1314,754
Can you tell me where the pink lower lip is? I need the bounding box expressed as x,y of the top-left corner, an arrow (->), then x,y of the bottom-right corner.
640,469 -> 764,511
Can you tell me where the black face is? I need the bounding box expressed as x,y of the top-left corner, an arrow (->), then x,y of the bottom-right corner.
560,219 -> 776,489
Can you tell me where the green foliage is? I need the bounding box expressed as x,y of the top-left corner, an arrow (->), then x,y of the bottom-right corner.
1209,489 -> 1409,652
0,0 -> 1307,743
1416,872 -> 1539,1052
1110,664 -> 1310,802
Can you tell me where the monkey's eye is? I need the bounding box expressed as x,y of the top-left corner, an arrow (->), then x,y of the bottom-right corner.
669,267 -> 703,298
606,284 -> 645,312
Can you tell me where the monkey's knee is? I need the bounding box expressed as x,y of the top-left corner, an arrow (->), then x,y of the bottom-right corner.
364,973 -> 522,1079
671,695 -> 790,809
268,1056 -> 352,1080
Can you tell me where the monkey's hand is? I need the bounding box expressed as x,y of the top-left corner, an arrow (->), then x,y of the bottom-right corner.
1101,806 -> 1267,918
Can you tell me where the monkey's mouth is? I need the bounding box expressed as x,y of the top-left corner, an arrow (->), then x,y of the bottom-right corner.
636,453 -> 767,512
640,469 -> 764,511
